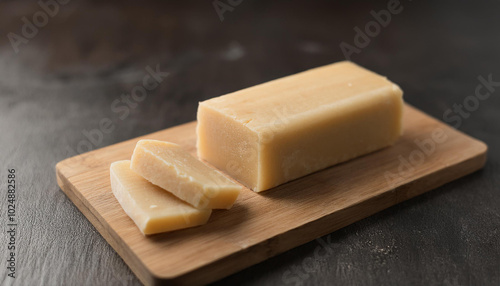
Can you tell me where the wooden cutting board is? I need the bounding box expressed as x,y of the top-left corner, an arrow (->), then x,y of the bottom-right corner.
56,104 -> 487,286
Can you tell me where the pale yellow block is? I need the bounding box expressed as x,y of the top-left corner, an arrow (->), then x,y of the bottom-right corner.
197,61 -> 404,192
130,140 -> 241,209
110,160 -> 211,235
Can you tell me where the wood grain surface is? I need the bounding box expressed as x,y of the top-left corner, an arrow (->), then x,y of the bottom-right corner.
56,105 -> 487,285
1,0 -> 500,285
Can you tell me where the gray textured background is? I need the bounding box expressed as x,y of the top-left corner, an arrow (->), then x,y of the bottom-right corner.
0,0 -> 499,285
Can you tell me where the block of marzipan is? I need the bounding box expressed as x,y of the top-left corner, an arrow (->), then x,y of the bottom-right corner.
197,61 -> 404,192
130,140 -> 242,209
110,160 -> 211,235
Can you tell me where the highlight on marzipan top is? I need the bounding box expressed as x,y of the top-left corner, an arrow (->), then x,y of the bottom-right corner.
197,61 -> 404,192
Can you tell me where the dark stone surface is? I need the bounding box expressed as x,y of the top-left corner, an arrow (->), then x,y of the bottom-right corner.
0,0 -> 498,285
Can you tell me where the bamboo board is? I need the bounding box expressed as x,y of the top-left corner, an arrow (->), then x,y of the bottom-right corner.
56,104 -> 487,285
